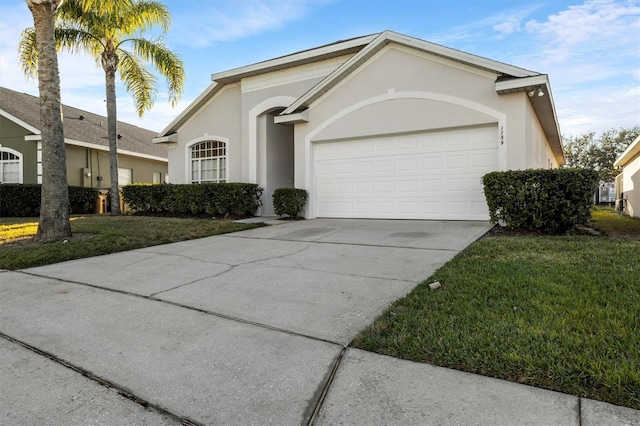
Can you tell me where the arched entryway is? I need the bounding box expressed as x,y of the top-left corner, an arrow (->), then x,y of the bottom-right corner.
257,108 -> 294,215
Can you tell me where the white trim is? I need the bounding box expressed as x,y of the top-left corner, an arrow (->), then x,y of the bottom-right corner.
0,146 -> 24,184
495,75 -> 549,93
0,108 -> 40,134
304,91 -> 506,219
615,135 -> 640,167
185,135 -> 230,183
211,35 -> 377,82
247,96 -> 297,184
283,30 -> 538,115
152,134 -> 178,144
274,110 -> 309,124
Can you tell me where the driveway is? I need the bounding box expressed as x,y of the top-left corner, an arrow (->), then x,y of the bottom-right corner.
2,219 -> 635,425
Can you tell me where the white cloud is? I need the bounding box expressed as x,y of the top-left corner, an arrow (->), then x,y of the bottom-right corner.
169,0 -> 332,48
524,0 -> 640,65
494,17 -> 522,35
517,0 -> 640,135
556,84 -> 640,135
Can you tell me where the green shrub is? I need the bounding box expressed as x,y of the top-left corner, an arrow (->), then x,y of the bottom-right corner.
121,183 -> 263,216
273,188 -> 308,218
0,184 -> 98,217
69,187 -> 99,214
482,168 -> 599,234
0,184 -> 40,217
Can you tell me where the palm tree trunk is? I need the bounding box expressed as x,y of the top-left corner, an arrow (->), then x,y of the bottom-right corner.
27,0 -> 72,243
102,46 -> 121,215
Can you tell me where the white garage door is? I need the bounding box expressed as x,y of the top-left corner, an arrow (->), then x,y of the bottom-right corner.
314,126 -> 498,220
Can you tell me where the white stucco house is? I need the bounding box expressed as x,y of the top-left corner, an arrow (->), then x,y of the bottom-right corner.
614,135 -> 640,218
153,31 -> 565,220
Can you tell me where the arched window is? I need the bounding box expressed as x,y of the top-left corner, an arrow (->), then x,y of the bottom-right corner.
190,140 -> 226,183
0,148 -> 22,184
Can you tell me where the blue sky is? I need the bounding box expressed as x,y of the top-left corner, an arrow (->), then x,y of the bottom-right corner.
1,0 -> 638,137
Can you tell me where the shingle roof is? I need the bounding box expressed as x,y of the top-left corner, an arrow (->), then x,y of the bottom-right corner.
0,86 -> 167,160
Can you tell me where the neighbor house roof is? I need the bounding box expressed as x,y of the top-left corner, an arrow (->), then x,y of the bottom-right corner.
0,86 -> 167,162
155,30 -> 563,163
614,135 -> 640,167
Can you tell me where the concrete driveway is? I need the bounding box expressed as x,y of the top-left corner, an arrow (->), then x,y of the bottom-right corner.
1,219 -> 637,425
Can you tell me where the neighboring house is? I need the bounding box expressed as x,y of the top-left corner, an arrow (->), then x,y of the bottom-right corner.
154,31 -> 565,220
0,86 -> 168,188
614,135 -> 640,218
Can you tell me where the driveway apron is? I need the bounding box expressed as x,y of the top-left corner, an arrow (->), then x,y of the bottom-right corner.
1,219 -> 494,424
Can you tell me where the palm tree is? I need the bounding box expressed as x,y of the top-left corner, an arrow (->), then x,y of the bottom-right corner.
20,0 -> 184,215
24,0 -> 72,243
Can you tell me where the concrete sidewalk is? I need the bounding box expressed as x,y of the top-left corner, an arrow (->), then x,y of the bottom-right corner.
0,219 -> 638,425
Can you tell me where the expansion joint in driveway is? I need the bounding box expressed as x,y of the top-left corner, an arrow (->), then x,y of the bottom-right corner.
306,345 -> 348,426
0,331 -> 205,426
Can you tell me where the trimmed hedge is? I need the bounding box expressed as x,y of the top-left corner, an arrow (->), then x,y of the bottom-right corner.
482,168 -> 599,235
0,184 -> 98,217
273,188 -> 308,218
121,183 -> 263,216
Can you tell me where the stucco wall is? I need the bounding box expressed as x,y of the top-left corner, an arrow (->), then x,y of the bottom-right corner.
167,84 -> 242,183
0,117 -> 38,183
621,151 -> 640,218
525,98 -> 557,168
65,145 -> 167,188
289,44 -> 558,189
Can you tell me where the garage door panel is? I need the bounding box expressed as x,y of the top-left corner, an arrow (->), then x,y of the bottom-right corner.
314,126 -> 497,220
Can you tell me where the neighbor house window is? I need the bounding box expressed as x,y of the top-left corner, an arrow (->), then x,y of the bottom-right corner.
152,171 -> 161,184
190,140 -> 226,183
118,168 -> 132,186
0,147 -> 22,183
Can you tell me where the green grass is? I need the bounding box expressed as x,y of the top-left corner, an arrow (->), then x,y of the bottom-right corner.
0,215 -> 260,270
591,206 -> 640,240
354,212 -> 640,409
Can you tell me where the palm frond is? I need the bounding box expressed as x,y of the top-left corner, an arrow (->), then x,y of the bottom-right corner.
58,1 -> 110,42
18,28 -> 39,79
55,27 -> 104,58
129,38 -> 184,106
72,0 -> 134,15
118,50 -> 158,116
118,1 -> 172,35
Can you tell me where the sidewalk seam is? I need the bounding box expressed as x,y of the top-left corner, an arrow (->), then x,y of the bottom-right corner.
0,331 -> 205,426
307,345 -> 348,426
578,397 -> 583,426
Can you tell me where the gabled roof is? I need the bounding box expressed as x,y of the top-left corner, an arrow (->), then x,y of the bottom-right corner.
280,30 -> 539,115
614,135 -> 640,167
155,30 -> 564,164
157,34 -> 377,137
0,86 -> 167,161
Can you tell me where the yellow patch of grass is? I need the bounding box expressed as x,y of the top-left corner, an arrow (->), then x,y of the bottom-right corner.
0,221 -> 38,244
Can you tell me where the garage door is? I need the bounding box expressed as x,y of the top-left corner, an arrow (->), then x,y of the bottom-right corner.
314,126 -> 498,220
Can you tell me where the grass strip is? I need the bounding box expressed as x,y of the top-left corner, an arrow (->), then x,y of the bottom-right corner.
0,215 -> 260,270
354,234 -> 640,409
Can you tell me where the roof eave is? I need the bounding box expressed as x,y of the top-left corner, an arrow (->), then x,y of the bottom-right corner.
157,82 -> 221,137
614,135 -> 640,167
210,34 -> 378,85
496,75 -> 565,166
281,30 -> 542,116
152,133 -> 178,144
0,108 -> 40,134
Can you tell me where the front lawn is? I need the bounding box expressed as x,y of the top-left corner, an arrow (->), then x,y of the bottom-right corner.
0,215 -> 260,270
354,211 -> 640,409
